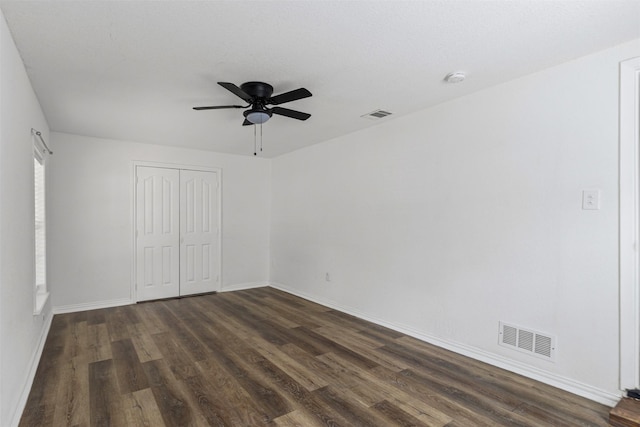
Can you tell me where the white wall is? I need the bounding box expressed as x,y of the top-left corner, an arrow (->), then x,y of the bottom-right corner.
0,11 -> 53,427
271,39 -> 640,403
49,133 -> 271,310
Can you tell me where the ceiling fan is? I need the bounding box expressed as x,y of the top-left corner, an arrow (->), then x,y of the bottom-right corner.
193,81 -> 312,125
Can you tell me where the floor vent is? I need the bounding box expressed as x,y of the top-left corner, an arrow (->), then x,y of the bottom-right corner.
498,322 -> 555,361
361,109 -> 392,120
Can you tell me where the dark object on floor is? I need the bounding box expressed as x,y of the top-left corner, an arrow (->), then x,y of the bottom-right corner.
610,397 -> 640,427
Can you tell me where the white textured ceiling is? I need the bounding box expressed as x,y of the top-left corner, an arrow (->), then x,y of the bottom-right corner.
1,1 -> 639,157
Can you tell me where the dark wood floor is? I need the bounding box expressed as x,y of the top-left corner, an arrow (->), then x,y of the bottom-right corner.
20,287 -> 610,426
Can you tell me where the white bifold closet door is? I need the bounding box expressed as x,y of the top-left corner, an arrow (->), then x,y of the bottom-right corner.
179,169 -> 220,296
136,166 -> 220,302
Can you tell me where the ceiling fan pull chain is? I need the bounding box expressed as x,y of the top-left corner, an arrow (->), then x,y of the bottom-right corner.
260,123 -> 263,152
254,123 -> 257,156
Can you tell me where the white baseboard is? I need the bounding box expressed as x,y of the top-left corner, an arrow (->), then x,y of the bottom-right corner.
52,284 -> 268,313
10,309 -> 54,427
219,281 -> 268,293
269,282 -> 621,407
53,297 -> 133,314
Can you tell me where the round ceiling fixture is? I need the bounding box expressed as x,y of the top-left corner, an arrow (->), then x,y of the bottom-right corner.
245,108 -> 272,124
444,72 -> 466,83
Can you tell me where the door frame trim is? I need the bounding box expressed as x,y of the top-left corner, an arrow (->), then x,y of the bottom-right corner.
619,56 -> 640,391
131,161 -> 223,302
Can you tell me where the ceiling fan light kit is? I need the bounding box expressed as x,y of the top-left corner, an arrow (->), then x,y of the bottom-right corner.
245,109 -> 272,124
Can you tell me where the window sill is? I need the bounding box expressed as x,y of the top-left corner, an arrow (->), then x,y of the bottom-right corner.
34,291 -> 50,315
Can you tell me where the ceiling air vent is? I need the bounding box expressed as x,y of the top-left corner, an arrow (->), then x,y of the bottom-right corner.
361,109 -> 392,120
499,321 -> 555,361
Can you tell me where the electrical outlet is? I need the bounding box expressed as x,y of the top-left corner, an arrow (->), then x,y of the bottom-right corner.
582,189 -> 601,210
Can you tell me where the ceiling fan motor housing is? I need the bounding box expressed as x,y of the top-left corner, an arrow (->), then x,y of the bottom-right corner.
240,82 -> 274,99
240,82 -> 274,124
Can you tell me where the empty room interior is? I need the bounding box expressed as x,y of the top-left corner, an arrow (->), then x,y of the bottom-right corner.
2,1 -> 640,426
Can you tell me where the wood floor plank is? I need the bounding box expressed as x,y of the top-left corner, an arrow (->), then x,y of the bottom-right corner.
369,365 -> 513,427
18,327 -> 66,427
510,402 -> 585,427
242,348 -> 356,427
248,336 -> 330,391
20,287 -> 610,427
224,290 -> 301,329
66,319 -> 88,359
106,307 -> 131,342
272,409 -> 327,427
155,301 -> 210,361
111,338 -> 149,394
255,288 -> 312,310
305,327 -> 382,369
136,302 -> 169,335
211,294 -> 295,346
313,325 -> 409,372
188,296 -> 257,343
119,304 -> 142,324
195,357 -> 273,425
377,343 -> 529,413
86,323 -> 112,363
85,308 -> 107,326
122,388 -> 167,427
169,302 -> 294,422
260,299 -> 324,329
51,355 -> 90,427
372,399 -> 432,427
173,299 -> 249,355
324,309 -> 405,338
342,385 -> 453,427
142,358 -> 215,427
394,335 -> 610,426
314,325 -> 383,350
315,351 -> 382,390
206,347 -> 293,420
312,385 -> 393,426
151,331 -> 200,380
127,321 -> 164,363
399,367 -> 542,427
181,374 -> 248,425
310,348 -> 454,426
239,290 -> 324,329
278,344 -> 351,388
89,359 -> 126,427
47,317 -> 90,426
142,359 -> 196,426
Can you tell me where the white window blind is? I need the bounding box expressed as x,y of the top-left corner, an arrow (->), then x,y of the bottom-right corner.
34,154 -> 46,291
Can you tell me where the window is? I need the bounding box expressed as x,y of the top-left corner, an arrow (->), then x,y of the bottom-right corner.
33,141 -> 49,314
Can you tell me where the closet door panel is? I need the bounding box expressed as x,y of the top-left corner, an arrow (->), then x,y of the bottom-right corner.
135,167 -> 180,301
179,169 -> 220,295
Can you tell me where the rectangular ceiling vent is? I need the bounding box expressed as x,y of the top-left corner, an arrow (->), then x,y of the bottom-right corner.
498,322 -> 555,361
361,109 -> 393,120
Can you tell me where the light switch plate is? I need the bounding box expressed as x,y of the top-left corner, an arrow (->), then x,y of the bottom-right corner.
582,190 -> 601,210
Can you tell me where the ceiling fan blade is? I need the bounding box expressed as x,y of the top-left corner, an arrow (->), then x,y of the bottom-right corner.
242,119 -> 253,126
268,88 -> 312,105
218,82 -> 253,102
271,107 -> 311,121
193,105 -> 247,110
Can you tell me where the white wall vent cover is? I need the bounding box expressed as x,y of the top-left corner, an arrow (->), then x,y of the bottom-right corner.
498,321 -> 556,361
361,109 -> 392,120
